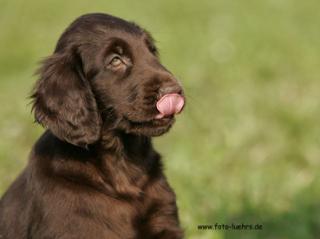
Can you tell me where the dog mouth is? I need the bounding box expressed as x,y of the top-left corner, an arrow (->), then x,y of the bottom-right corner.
120,112 -> 175,136
114,93 -> 184,136
124,114 -> 175,127
121,93 -> 184,124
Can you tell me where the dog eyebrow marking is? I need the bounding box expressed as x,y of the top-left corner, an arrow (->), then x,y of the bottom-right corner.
103,37 -> 132,59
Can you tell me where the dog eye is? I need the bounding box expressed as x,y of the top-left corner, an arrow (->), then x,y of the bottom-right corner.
109,56 -> 123,67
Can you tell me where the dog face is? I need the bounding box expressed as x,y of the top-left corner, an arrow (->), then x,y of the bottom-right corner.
32,13 -> 185,147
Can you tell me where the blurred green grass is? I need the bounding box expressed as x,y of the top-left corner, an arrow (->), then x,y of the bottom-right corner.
1,0 -> 320,238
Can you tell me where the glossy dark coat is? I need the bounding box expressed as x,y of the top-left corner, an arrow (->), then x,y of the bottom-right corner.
0,13 -> 184,239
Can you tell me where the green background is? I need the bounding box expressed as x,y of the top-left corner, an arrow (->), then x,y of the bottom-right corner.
1,0 -> 320,238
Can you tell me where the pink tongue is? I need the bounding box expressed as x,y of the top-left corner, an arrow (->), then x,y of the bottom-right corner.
156,93 -> 184,119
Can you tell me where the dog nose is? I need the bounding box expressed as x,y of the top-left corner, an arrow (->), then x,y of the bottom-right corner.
159,85 -> 183,97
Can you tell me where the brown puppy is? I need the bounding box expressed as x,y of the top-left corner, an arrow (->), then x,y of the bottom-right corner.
0,13 -> 185,239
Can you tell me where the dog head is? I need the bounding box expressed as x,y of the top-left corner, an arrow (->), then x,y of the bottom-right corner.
32,13 -> 185,147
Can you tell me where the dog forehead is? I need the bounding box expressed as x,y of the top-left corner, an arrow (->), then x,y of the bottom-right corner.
57,13 -> 152,48
93,29 -> 154,55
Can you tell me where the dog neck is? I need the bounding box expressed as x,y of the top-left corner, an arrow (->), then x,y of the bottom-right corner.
93,127 -> 162,199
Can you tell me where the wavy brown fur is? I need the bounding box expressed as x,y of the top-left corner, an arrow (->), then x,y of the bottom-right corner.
0,13 -> 184,239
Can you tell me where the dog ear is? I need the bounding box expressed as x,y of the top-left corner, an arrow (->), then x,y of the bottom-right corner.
31,47 -> 102,148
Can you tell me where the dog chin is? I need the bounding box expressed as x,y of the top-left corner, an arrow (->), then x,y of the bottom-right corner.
121,116 -> 175,137
143,122 -> 174,136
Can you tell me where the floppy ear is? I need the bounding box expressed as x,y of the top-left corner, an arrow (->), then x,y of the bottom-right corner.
31,49 -> 102,147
